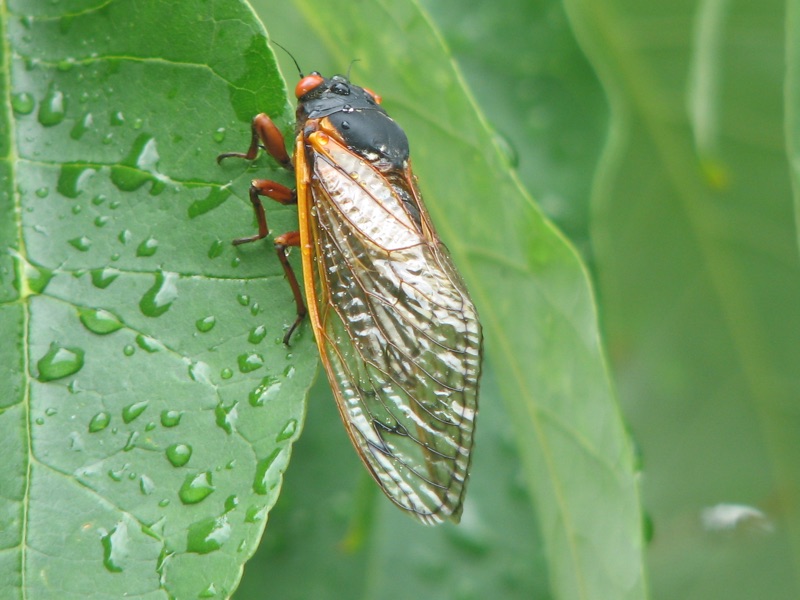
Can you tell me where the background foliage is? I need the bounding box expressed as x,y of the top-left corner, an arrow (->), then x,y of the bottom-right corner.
2,0 -> 798,599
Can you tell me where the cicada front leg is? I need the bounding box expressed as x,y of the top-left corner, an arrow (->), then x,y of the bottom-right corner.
218,113 -> 306,343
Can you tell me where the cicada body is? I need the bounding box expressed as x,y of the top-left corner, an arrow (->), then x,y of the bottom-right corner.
219,71 -> 482,525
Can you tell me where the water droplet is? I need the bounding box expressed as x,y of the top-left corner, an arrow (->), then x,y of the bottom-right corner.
12,92 -> 34,115
38,87 -> 66,127
70,112 -> 93,140
89,411 -> 111,432
160,410 -> 182,427
101,521 -> 129,573
213,127 -> 226,143
187,515 -> 231,554
179,471 -> 215,504
187,187 -> 231,219
35,417 -> 44,425
139,271 -> 178,317
110,134 -> 167,194
158,498 -> 170,507
79,308 -> 123,335
37,343 -> 85,382
57,58 -> 76,72
220,368 -> 233,380
199,583 -> 219,598
196,316 -> 216,332
237,352 -> 263,373
140,474 -> 155,495
231,256 -> 241,268
135,334 -> 161,353
492,130 -> 519,169
58,164 -> 95,198
44,407 -> 57,417
94,216 -> 110,228
250,302 -> 261,316
245,504 -> 267,523
90,267 -> 119,288
248,375 -> 281,407
19,260 -> 53,295
253,449 -> 284,495
208,238 -> 224,259
122,344 -> 135,357
35,187 -> 49,198
215,401 -> 238,434
248,325 -> 267,344
108,466 -> 127,482
123,431 -> 139,451
224,495 -> 239,511
122,400 -> 149,424
276,419 -> 298,442
117,229 -> 131,244
136,236 -> 158,257
68,236 -> 92,252
110,111 -> 125,126
236,293 -> 250,307
71,204 -> 82,215
166,443 -> 192,467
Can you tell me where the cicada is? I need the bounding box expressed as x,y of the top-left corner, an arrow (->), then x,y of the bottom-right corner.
219,68 -> 482,525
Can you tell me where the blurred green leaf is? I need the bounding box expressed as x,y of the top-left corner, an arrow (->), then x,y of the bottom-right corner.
564,0 -> 800,597
1,1 -> 317,598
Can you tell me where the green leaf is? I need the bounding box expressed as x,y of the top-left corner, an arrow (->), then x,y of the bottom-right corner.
566,0 -> 800,597
1,1 -> 317,598
240,1 -> 646,599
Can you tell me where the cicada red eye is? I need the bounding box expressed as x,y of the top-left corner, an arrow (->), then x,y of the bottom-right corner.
295,73 -> 324,98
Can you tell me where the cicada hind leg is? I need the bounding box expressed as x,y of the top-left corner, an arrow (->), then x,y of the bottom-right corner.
218,113 -> 307,345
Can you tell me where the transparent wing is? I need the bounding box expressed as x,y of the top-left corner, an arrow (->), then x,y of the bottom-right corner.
305,136 -> 482,524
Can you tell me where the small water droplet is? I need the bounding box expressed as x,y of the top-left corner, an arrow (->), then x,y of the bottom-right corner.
71,204 -> 82,215
208,238 -> 224,259
89,411 -> 111,432
45,407 -> 57,417
135,334 -> 161,353
225,495 -> 239,511
160,410 -> 182,427
136,236 -> 158,257
117,229 -> 131,244
92,194 -> 107,206
110,111 -> 125,126
187,515 -> 231,554
68,236 -> 92,252
38,87 -> 66,127
245,504 -> 267,523
158,498 -> 170,507
276,419 -> 298,442
492,130 -> 519,169
35,187 -> 49,198
122,400 -> 149,424
108,465 -> 127,482
70,112 -> 93,140
122,344 -> 135,357
166,443 -> 192,467
94,216 -> 110,228
179,471 -> 215,504
237,353 -> 263,373
250,302 -> 260,316
57,58 -> 76,72
199,584 -> 218,598
140,475 -> 155,495
21,260 -> 53,295
231,256 -> 241,268
79,308 -> 123,335
196,316 -> 216,332
37,343 -> 85,382
248,325 -> 267,344
139,271 -> 178,317
213,127 -> 226,143
215,401 -> 238,434
101,521 -> 129,573
35,417 -> 44,425
220,368 -> 233,380
123,431 -> 139,451
90,267 -> 120,289
12,92 -> 35,115
248,375 -> 280,407
236,293 -> 250,306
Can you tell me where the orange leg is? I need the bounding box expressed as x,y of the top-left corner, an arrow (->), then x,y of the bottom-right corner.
274,231 -> 307,344
217,113 -> 292,169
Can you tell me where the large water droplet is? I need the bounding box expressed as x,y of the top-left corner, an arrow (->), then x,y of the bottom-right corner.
276,419 -> 298,442
38,87 -> 66,127
237,352 -> 263,373
70,112 -> 93,140
122,400 -> 149,424
253,449 -> 284,495
37,343 -> 85,382
12,92 -> 35,115
57,164 -> 96,198
90,267 -> 120,289
18,259 -> 53,295
166,443 -> 192,467
179,471 -> 215,504
110,134 -> 167,194
187,187 -> 231,219
136,236 -> 158,257
207,239 -> 224,259
248,325 -> 267,344
236,293 -> 250,307
195,316 -> 216,332
89,411 -> 111,432
187,515 -> 231,555
248,375 -> 280,407
215,401 -> 238,434
160,410 -> 183,427
79,308 -> 123,335
101,521 -> 129,573
139,271 -> 178,317
135,334 -> 162,353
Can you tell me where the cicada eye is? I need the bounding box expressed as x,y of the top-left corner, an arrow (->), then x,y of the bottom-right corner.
295,73 -> 325,98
